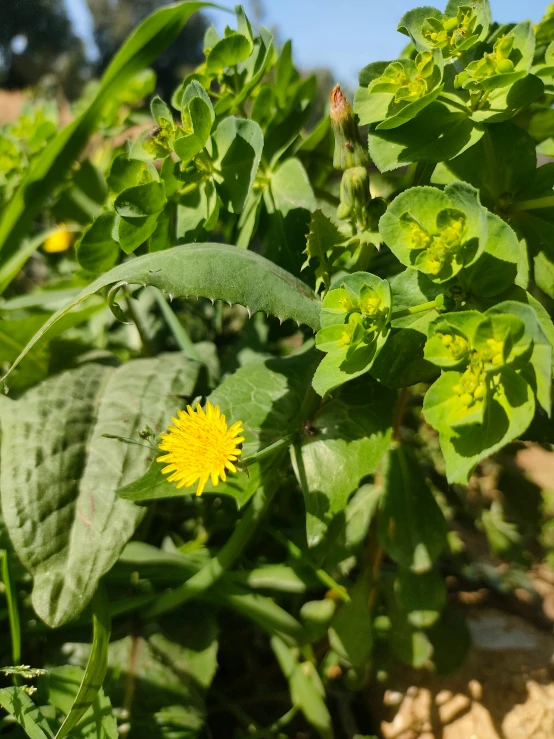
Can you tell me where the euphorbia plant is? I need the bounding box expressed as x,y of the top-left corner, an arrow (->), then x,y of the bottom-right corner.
1,1 -> 554,737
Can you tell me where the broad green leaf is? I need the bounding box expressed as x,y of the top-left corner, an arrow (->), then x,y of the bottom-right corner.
369,101 -> 484,172
371,268 -> 442,388
107,155 -> 156,195
460,211 -> 525,297
394,568 -> 446,628
293,376 -> 394,547
151,96 -> 174,128
212,117 -> 264,213
423,366 -> 536,483
0,688 -> 54,739
470,75 -> 544,124
114,182 -> 166,219
55,588 -> 111,739
40,665 -> 117,739
270,157 -> 317,215
328,576 -> 372,668
379,182 -> 487,283
205,33 -> 252,74
271,635 -> 333,739
0,354 -> 201,626
378,445 -> 447,572
173,82 -> 215,162
0,1 -> 211,265
313,272 -> 392,396
1,244 -> 320,382
487,300 -> 552,414
76,212 -> 119,273
117,212 -> 160,254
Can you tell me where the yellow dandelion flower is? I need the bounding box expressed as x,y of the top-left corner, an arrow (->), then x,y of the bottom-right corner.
157,401 -> 245,496
43,228 -> 74,253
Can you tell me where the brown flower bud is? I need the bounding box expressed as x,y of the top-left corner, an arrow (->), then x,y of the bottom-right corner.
330,84 -> 368,171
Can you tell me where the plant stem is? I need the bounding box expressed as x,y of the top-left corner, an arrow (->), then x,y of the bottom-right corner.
180,180 -> 200,196
437,94 -> 469,114
412,161 -> 436,187
125,296 -> 154,356
511,194 -> 554,212
241,434 -> 295,467
150,287 -> 202,362
143,477 -> 280,619
0,551 -> 21,672
390,299 -> 437,320
267,527 -> 351,603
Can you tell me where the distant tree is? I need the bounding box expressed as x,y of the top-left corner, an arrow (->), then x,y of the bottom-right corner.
0,0 -> 86,97
85,0 -> 208,99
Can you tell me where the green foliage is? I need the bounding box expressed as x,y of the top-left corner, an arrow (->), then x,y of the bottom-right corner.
1,1 -> 554,736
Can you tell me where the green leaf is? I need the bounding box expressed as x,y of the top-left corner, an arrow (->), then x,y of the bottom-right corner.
270,158 -> 317,216
0,354 -> 201,626
303,210 -> 341,292
114,181 -> 166,219
378,445 -> 447,572
0,1 -> 211,265
76,212 -> 119,273
293,376 -> 394,547
2,244 -> 320,382
427,606 -> 471,674
313,272 -> 392,396
460,211 -> 524,297
0,688 -> 54,739
370,268 -> 443,388
487,300 -> 552,414
55,587 -> 111,739
423,366 -> 536,483
394,568 -> 446,628
173,82 -> 215,162
271,635 -> 334,739
212,117 -> 264,214
369,102 -> 485,172
328,576 -> 372,668
107,155 -> 156,195
205,33 -> 252,74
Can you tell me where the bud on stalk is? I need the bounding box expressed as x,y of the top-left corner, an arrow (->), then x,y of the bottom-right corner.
338,166 -> 371,227
330,84 -> 368,170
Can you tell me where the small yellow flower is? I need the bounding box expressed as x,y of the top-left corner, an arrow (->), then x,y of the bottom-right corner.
43,228 -> 74,253
157,401 -> 245,496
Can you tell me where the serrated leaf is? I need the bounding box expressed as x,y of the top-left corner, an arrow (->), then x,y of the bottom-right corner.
0,354 -> 201,626
2,244 -> 320,382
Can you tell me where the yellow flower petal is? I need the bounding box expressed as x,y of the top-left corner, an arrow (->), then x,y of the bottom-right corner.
158,402 -> 244,496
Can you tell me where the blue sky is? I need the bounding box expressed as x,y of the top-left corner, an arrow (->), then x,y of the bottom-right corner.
66,0 -> 550,85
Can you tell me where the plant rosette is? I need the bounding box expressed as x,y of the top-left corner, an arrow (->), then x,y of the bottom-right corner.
422,303 -> 550,482
313,272 -> 392,396
379,182 -> 487,283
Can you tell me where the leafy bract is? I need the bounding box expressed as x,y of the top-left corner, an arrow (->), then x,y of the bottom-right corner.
0,354 -> 201,626
313,272 -> 392,396
380,182 -> 487,283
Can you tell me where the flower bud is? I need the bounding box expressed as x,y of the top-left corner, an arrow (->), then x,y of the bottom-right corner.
330,84 -> 368,170
339,166 -> 371,228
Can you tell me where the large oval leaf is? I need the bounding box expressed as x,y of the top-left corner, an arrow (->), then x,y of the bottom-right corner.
2,244 -> 320,383
0,353 -> 201,626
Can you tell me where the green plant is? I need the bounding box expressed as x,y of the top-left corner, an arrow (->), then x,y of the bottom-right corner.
1,1 -> 554,737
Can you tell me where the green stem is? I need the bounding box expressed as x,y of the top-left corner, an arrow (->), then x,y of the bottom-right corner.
267,527 -> 350,603
180,180 -> 200,196
0,551 -> 21,672
143,478 -> 280,619
150,287 -> 201,362
241,434 -> 295,467
125,296 -> 154,356
412,161 -> 436,187
511,194 -> 554,212
390,299 -> 438,321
